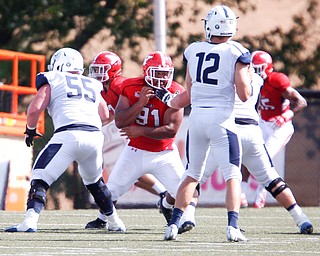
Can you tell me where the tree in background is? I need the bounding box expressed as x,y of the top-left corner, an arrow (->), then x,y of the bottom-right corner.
1,0 -> 318,87
0,0 -> 319,209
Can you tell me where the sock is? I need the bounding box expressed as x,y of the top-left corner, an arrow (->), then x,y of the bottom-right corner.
106,205 -> 120,223
181,202 -> 196,225
286,203 -> 297,212
152,181 -> 166,195
228,211 -> 238,228
184,202 -> 196,216
29,202 -> 44,214
189,201 -> 196,207
287,203 -> 308,226
98,210 -> 108,222
169,208 -> 183,226
162,197 -> 173,209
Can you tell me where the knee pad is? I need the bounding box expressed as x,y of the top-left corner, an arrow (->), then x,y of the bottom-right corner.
27,179 -> 49,213
266,177 -> 289,198
86,178 -> 113,215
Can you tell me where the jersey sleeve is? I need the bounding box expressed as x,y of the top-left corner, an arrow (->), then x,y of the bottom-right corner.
229,41 -> 251,65
36,72 -> 49,90
268,72 -> 291,92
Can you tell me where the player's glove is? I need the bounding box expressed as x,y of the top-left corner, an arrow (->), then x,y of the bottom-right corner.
155,87 -> 174,107
272,110 -> 294,128
24,125 -> 42,147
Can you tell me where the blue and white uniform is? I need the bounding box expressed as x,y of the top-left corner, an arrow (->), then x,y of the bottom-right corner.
32,71 -> 105,186
184,40 -> 251,183
234,73 -> 279,186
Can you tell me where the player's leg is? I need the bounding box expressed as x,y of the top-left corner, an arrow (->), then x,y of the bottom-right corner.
5,136 -> 72,232
178,185 -> 199,234
76,131 -> 125,232
152,146 -> 185,226
135,173 -> 166,196
265,178 -> 313,234
217,127 -> 247,242
85,177 -> 125,232
255,120 -> 294,208
5,179 -> 49,232
243,132 -> 313,234
164,112 -> 209,240
240,165 -> 250,208
85,145 -> 143,229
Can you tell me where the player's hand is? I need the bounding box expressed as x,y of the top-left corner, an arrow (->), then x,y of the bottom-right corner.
272,110 -> 294,128
24,125 -> 42,147
139,86 -> 154,106
155,87 -> 174,107
273,115 -> 286,128
120,126 -> 143,139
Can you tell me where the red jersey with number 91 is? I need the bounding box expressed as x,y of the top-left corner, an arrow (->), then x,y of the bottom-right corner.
121,77 -> 185,152
101,76 -> 126,116
258,72 -> 291,121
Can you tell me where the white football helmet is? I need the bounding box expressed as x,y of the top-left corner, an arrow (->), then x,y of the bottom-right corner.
48,47 -> 84,74
203,5 -> 237,40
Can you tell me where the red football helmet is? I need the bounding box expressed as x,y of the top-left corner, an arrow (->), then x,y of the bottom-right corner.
89,51 -> 122,82
251,50 -> 273,79
143,51 -> 174,89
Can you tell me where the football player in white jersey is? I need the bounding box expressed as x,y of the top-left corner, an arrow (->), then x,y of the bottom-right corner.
157,5 -> 251,241
203,69 -> 313,234
5,47 -> 125,233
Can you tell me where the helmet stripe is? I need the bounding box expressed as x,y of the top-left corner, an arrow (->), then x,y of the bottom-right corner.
222,6 -> 229,18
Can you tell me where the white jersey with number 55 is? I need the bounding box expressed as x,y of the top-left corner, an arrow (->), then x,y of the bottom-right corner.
36,71 -> 104,130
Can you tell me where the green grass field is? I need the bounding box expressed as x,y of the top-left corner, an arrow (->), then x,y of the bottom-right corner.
0,207 -> 319,256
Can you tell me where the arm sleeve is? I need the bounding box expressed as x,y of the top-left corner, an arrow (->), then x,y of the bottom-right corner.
36,73 -> 49,91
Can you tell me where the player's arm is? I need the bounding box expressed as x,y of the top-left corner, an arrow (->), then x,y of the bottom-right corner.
156,66 -> 191,109
234,62 -> 251,102
98,98 -> 111,126
115,86 -> 154,128
282,87 -> 307,113
170,68 -> 191,109
27,84 -> 51,128
120,107 -> 183,140
144,107 -> 183,139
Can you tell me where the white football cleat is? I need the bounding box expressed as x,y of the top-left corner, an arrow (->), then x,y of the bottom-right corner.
5,222 -> 37,232
226,226 -> 248,242
107,214 -> 126,233
164,224 -> 178,240
293,211 -> 313,234
5,209 -> 39,232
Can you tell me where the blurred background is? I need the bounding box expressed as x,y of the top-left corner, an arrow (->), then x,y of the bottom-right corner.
0,0 -> 319,210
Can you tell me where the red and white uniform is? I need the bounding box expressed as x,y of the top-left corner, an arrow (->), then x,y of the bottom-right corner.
121,77 -> 182,152
106,77 -> 186,201
258,72 -> 294,158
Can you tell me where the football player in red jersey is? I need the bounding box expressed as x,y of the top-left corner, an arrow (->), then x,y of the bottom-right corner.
86,51 -> 195,229
242,50 -> 307,209
85,51 -> 167,229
